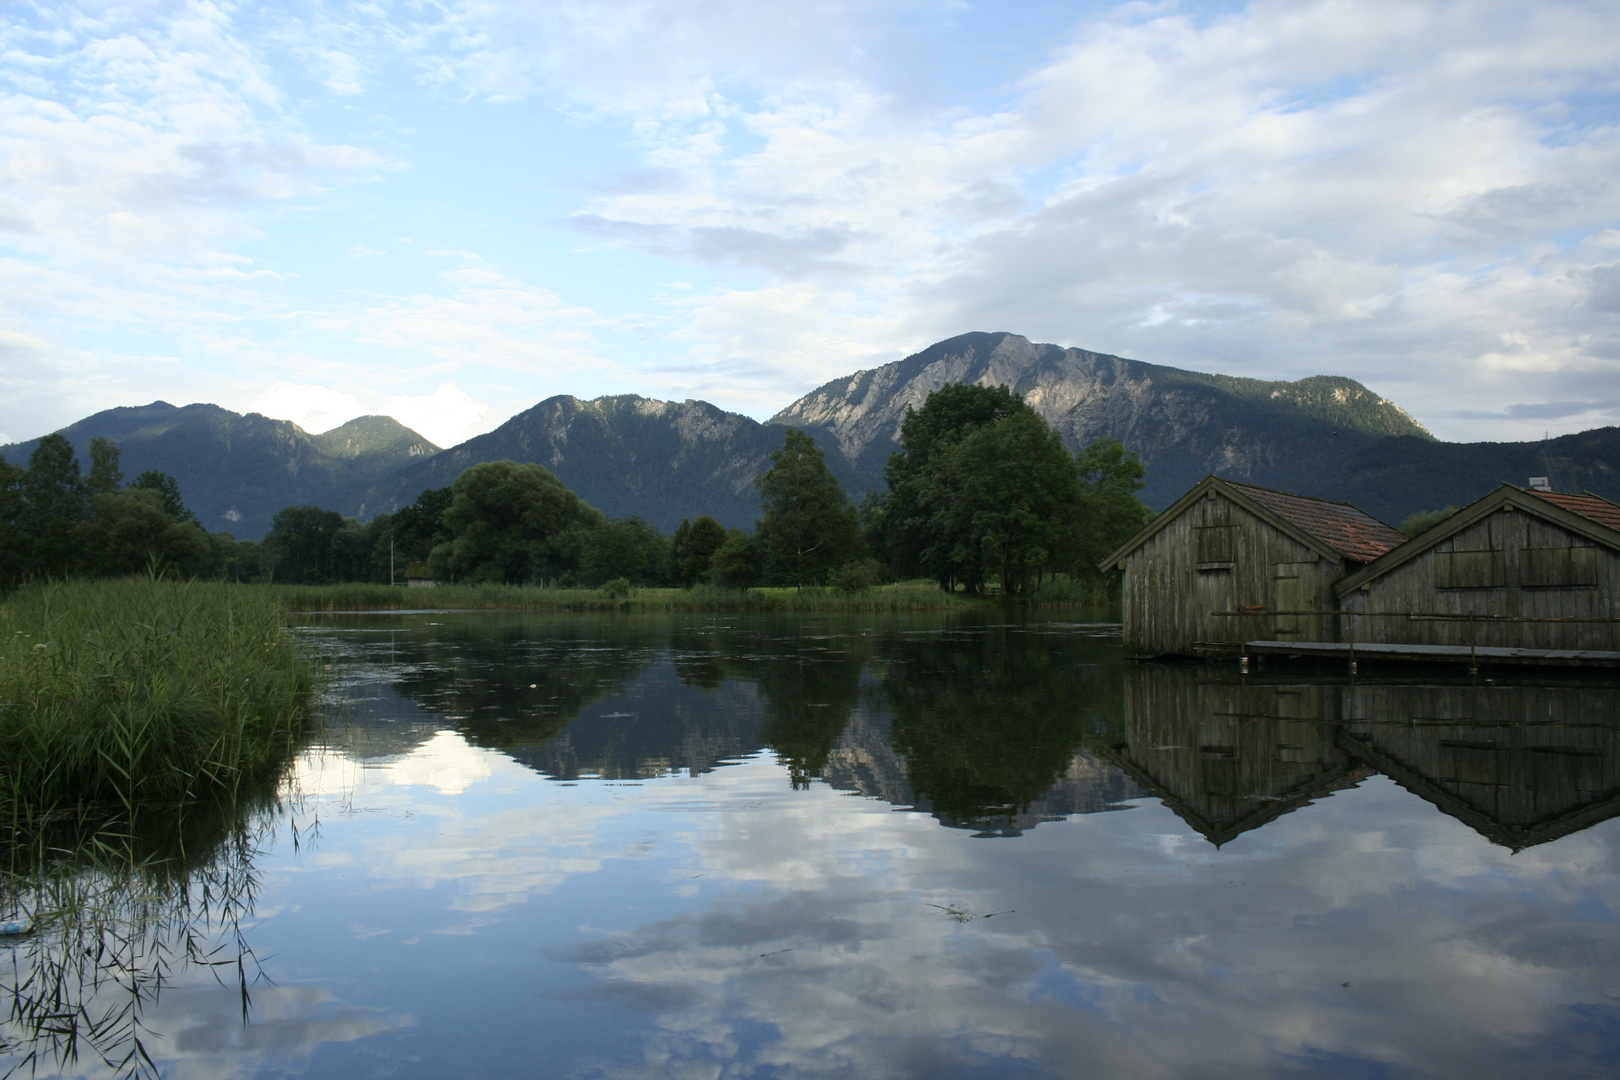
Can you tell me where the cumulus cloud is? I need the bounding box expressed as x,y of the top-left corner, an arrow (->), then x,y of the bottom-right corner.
4,0 -> 1619,443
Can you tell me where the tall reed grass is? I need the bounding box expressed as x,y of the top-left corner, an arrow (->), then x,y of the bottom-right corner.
0,579 -> 315,819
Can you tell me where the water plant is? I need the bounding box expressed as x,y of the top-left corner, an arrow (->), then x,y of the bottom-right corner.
0,578 -> 315,821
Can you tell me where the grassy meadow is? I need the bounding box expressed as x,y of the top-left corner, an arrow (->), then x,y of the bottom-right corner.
0,578 -> 315,821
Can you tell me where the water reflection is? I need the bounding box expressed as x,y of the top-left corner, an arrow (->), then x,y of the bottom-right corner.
0,782 -> 308,1079
1110,665 -> 1620,849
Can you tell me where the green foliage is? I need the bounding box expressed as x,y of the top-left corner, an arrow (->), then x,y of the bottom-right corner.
582,517 -> 669,586
708,528 -> 763,588
946,408 -> 1079,593
0,579 -> 314,816
86,436 -> 123,496
1400,505 -> 1460,537
876,385 -> 1080,594
263,504 -> 346,584
830,557 -> 884,593
128,469 -> 197,523
21,434 -> 88,580
755,429 -> 864,588
387,486 -> 453,563
600,576 -> 632,599
670,515 -> 729,586
1069,437 -> 1153,581
430,460 -> 604,585
78,488 -> 214,579
0,456 -> 26,592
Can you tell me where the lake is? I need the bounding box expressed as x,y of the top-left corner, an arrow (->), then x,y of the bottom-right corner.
5,610 -> 1620,1079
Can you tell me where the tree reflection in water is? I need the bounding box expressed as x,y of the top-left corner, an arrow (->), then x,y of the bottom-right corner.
878,622 -> 1128,829
0,779 -> 306,1080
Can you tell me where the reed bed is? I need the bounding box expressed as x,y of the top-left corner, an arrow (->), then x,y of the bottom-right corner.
0,579 -> 315,819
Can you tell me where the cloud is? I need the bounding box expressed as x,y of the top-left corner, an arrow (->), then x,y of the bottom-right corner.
553,0 -> 1620,438
379,383 -> 491,448
249,381 -> 362,433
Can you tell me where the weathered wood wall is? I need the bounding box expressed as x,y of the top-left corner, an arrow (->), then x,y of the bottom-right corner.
1344,507 -> 1620,651
1121,490 -> 1343,657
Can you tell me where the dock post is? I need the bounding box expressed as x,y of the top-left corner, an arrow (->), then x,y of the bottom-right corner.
1469,613 -> 1478,676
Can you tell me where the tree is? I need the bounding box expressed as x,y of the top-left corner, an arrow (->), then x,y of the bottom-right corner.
21,434 -> 88,580
872,385 -> 1079,593
389,487 -> 453,562
78,487 -> 213,578
1070,437 -> 1152,583
429,461 -> 603,584
754,429 -> 863,588
264,505 -> 346,584
670,516 -> 728,586
708,528 -> 762,588
87,437 -> 124,496
582,517 -> 669,586
129,471 -> 197,523
0,456 -> 25,591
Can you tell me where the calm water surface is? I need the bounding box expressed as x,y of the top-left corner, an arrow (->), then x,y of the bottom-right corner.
7,611 -> 1620,1079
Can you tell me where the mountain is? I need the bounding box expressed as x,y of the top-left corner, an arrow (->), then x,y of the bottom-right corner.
309,415 -> 440,476
0,403 -> 438,540
355,395 -> 782,529
7,331 -> 1617,540
774,331 -> 1432,509
1314,426 -> 1620,523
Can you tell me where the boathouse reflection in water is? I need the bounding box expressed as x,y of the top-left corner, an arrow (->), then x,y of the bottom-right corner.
1111,665 -> 1620,849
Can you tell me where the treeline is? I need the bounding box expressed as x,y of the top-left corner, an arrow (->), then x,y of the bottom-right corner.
1,385 -> 1152,594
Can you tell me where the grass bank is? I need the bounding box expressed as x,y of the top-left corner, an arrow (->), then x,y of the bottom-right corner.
269,578 -> 1116,613
0,578 -> 315,819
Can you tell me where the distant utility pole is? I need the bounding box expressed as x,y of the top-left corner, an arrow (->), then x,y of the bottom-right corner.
390,538 -> 396,586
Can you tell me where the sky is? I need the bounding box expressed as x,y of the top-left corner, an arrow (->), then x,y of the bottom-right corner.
1,0 -> 1617,450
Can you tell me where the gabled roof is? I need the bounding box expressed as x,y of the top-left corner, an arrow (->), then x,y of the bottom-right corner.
1532,490 -> 1620,532
1099,475 -> 1406,570
1224,480 -> 1408,563
1335,483 -> 1620,597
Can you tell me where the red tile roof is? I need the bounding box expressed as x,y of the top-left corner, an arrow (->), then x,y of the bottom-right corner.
1225,480 -> 1407,563
1530,490 -> 1620,532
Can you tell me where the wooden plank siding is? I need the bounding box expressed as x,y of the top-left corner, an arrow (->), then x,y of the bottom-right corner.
1336,487 -> 1620,654
1109,478 -> 1393,658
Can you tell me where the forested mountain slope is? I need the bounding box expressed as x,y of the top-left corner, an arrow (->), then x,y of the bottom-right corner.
0,404 -> 437,540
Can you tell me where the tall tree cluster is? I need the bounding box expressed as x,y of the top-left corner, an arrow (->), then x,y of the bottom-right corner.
1,396 -> 1149,595
0,435 -> 223,588
868,384 -> 1151,594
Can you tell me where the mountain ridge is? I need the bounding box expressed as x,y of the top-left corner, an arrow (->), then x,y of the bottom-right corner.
6,332 -> 1614,541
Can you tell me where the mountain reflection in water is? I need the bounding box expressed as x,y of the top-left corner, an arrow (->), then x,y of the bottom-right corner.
7,612 -> 1618,1080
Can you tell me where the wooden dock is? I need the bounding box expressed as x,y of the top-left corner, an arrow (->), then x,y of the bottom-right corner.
1242,639 -> 1620,668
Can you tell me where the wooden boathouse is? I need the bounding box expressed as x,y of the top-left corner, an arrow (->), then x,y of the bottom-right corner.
1099,476 -> 1406,659
1324,484 -> 1620,664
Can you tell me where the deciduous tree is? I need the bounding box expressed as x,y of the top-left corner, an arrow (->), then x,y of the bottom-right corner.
429,461 -> 603,584
755,429 -> 863,588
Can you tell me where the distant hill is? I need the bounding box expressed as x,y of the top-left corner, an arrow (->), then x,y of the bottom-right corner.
6,332 -> 1616,540
355,395 -> 783,529
0,403 -> 437,540
1309,426 -> 1620,523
